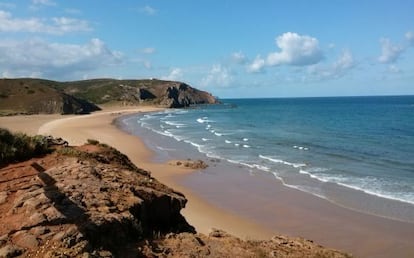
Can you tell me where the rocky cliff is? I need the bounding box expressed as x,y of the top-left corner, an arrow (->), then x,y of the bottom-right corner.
60,79 -> 219,108
0,78 -> 218,115
0,135 -> 350,257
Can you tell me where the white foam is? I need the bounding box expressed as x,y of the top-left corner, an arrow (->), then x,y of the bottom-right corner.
293,145 -> 309,151
259,155 -> 306,168
299,169 -> 329,182
243,144 -> 250,148
252,164 -> 270,171
243,138 -> 249,142
225,140 -> 232,144
197,117 -> 214,124
156,146 -> 176,151
234,143 -> 240,147
202,138 -> 210,142
214,132 -> 223,136
315,174 -> 414,205
164,121 -> 186,127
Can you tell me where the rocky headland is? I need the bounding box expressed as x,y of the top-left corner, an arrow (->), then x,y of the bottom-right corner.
0,78 -> 219,116
0,131 -> 350,257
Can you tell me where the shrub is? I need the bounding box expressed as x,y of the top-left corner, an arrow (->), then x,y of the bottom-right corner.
87,139 -> 100,145
0,128 -> 51,167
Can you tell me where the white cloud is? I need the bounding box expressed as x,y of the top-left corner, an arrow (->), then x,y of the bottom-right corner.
0,10 -> 91,34
201,64 -> 233,87
231,51 -> 246,64
333,50 -> 355,71
140,5 -> 157,15
405,31 -> 414,46
141,47 -> 156,54
267,32 -> 323,66
0,38 -> 123,79
162,68 -> 183,81
247,55 -> 265,73
378,38 -> 404,63
307,50 -> 355,80
32,0 -> 56,6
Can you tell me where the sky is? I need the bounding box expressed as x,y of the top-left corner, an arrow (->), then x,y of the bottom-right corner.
0,0 -> 413,98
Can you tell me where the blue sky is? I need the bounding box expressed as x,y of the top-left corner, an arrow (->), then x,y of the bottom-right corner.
0,0 -> 413,98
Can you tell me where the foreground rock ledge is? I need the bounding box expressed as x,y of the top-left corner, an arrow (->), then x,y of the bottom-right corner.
0,143 -> 351,257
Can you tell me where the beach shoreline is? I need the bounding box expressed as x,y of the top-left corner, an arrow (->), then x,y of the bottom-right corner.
1,106 -> 414,257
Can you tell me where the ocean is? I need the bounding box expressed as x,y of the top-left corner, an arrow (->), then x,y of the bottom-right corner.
119,96 -> 414,222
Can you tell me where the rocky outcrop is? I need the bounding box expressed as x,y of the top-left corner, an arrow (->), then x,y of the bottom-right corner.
168,159 -> 209,169
60,78 -> 219,108
140,230 -> 351,258
96,80 -> 218,108
0,143 -> 194,257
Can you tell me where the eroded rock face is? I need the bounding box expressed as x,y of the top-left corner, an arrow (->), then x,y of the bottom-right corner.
159,82 -> 218,108
0,144 -> 193,257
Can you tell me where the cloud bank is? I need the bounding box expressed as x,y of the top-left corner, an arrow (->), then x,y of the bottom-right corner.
0,38 -> 123,79
0,10 -> 91,34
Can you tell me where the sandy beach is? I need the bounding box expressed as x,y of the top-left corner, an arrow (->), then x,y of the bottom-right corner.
2,106 -> 414,258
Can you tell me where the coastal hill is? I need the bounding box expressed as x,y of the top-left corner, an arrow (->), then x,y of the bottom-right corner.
0,79 -> 100,116
0,130 -> 350,257
0,78 -> 218,115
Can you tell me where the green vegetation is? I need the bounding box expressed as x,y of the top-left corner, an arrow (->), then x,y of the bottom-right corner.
0,128 -> 51,167
87,139 -> 100,145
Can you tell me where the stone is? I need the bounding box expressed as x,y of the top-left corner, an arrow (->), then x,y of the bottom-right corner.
0,191 -> 7,205
14,233 -> 38,249
0,245 -> 23,258
30,226 -> 49,237
27,212 -> 47,227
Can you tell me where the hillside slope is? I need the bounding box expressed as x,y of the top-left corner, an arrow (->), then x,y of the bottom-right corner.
0,79 -> 100,116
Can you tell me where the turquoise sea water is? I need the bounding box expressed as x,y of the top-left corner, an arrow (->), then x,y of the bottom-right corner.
122,96 -> 414,211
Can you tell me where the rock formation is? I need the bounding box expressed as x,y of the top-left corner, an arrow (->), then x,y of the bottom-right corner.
168,159 -> 209,169
0,142 -> 194,257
